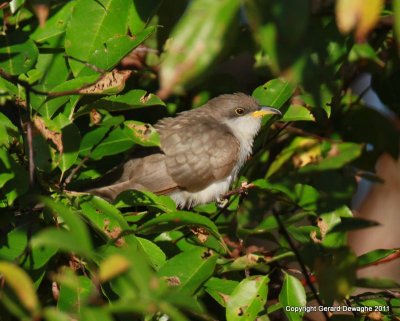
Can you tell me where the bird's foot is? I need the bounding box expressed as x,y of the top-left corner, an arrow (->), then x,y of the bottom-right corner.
216,198 -> 229,208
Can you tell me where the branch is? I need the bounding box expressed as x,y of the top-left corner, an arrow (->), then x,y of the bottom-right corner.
272,208 -> 330,321
221,182 -> 255,199
274,122 -> 341,143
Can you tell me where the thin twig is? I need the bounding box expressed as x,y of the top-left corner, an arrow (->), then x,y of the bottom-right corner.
64,54 -> 106,73
274,122 -> 341,143
24,86 -> 35,187
61,126 -> 116,188
63,156 -> 90,186
272,208 -> 330,321
26,121 -> 34,186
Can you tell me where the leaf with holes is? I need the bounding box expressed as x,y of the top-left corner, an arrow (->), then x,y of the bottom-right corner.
158,247 -> 217,296
226,275 -> 269,321
65,0 -> 130,75
0,30 -> 38,75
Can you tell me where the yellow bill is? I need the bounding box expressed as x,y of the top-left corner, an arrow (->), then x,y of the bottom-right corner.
252,106 -> 282,118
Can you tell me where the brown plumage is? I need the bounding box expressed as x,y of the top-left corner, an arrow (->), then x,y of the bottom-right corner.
86,93 -> 281,207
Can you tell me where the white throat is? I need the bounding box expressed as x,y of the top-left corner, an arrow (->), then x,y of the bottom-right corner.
223,115 -> 262,170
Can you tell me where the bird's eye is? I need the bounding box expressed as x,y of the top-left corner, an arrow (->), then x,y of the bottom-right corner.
235,108 -> 245,115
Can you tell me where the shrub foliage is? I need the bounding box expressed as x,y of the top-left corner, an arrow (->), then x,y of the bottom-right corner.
0,0 -> 399,320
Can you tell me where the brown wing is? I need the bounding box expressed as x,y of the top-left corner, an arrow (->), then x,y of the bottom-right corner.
157,117 -> 240,192
86,153 -> 179,200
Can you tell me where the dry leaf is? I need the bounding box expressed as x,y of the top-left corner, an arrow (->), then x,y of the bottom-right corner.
190,227 -> 210,243
79,69 -> 132,95
164,276 -> 181,287
33,3 -> 49,27
367,311 -> 382,321
90,109 -> 102,125
292,145 -> 321,168
32,116 -> 63,153
120,44 -> 151,69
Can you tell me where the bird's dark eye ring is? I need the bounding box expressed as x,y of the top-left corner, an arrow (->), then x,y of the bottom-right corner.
235,108 -> 245,115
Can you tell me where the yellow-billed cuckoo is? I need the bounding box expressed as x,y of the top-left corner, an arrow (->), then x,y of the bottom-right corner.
87,93 -> 281,207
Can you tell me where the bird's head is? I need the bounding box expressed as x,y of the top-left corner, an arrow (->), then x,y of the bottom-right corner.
207,92 -> 281,120
206,93 -> 282,141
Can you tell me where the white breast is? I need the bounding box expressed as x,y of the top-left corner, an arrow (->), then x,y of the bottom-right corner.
168,115 -> 262,208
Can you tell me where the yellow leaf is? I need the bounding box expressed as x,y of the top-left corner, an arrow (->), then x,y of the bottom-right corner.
336,0 -> 383,41
336,0 -> 360,34
0,261 -> 40,315
99,254 -> 131,282
356,0 -> 383,42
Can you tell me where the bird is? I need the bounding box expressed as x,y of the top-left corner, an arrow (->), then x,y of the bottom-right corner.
86,93 -> 281,208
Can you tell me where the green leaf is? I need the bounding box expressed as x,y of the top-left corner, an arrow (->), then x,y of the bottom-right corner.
80,123 -> 140,160
114,190 -> 176,212
329,217 -> 379,233
299,142 -> 363,173
79,307 -> 114,321
137,237 -> 166,270
159,0 -> 241,95
60,123 -> 81,173
0,225 -> 57,270
31,1 -> 76,43
226,275 -> 269,321
394,0 -> 400,46
43,308 -> 72,321
128,0 -> 162,33
0,30 -> 38,75
80,196 -> 130,230
279,272 -> 306,321
79,27 -> 156,76
0,148 -> 29,205
137,211 -> 220,239
65,0 -> 130,76
244,1 -> 309,74
31,198 -> 93,257
0,112 -> 19,147
49,74 -> 101,94
158,247 -> 217,295
0,261 -> 40,316
282,104 -> 315,122
75,90 -> 165,118
348,43 -> 382,64
124,121 -> 160,147
320,206 -> 353,248
252,78 -> 296,108
219,252 -> 292,273
356,277 -> 400,289
204,277 -> 239,307
58,275 -> 95,313
265,137 -> 304,178
78,116 -> 124,157
31,229 -> 91,258
357,249 -> 399,267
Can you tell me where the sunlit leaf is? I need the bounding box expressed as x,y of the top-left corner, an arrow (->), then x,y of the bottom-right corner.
226,275 -> 269,321
0,261 -> 40,315
65,0 -> 130,75
279,272 -> 306,321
